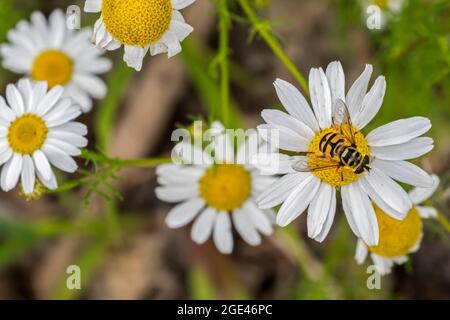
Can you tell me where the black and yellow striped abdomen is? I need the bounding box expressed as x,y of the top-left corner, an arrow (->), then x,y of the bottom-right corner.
319,131 -> 370,174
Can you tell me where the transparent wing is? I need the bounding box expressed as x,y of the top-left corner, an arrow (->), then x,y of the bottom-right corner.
332,99 -> 356,146
291,154 -> 341,173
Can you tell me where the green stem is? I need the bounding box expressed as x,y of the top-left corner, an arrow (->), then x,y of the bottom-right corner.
238,0 -> 309,94
218,0 -> 231,127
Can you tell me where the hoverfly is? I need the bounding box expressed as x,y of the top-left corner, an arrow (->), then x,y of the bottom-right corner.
292,100 -> 372,180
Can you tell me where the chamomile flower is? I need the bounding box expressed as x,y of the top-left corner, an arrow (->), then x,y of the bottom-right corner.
0,10 -> 111,113
355,175 -> 439,275
84,0 -> 195,71
155,122 -> 276,254
364,0 -> 404,29
253,61 -> 434,246
0,79 -> 87,194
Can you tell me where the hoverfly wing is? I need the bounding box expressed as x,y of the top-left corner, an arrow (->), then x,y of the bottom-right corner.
332,99 -> 350,126
291,156 -> 310,172
332,99 -> 356,145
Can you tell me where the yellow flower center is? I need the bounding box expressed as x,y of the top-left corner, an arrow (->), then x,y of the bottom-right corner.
369,205 -> 423,258
199,164 -> 251,212
102,0 -> 173,46
373,0 -> 389,10
8,114 -> 48,155
307,126 -> 370,187
32,50 -> 73,88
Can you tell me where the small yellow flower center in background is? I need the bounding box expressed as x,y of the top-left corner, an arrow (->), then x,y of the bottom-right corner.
32,50 -> 73,88
8,114 -> 48,155
102,0 -> 173,46
199,164 -> 251,212
373,0 -> 389,10
307,126 -> 370,187
369,205 -> 423,258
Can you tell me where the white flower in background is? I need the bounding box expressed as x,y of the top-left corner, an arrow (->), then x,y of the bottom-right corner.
155,122 -> 276,254
367,0 -> 404,12
364,0 -> 405,29
0,10 -> 111,113
0,79 -> 87,194
84,0 -> 195,71
253,61 -> 434,246
355,175 -> 439,275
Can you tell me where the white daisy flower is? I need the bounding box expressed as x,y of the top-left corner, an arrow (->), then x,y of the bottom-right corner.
253,61 -> 434,246
155,122 -> 276,254
0,10 -> 111,113
364,0 -> 405,29
84,0 -> 195,71
355,175 -> 439,275
0,79 -> 88,194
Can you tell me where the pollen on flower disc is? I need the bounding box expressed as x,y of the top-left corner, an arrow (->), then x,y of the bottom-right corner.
32,50 -> 73,88
369,205 -> 423,258
8,114 -> 48,155
199,164 -> 251,212
102,0 -> 173,46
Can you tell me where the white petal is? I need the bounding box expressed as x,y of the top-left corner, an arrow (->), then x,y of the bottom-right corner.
155,184 -> 198,203
161,31 -> 182,58
165,197 -> 204,228
342,182 -> 379,246
408,174 -> 440,204
0,96 -> 15,122
371,254 -> 393,275
6,84 -> 25,116
273,79 -> 319,132
42,144 -> 78,173
257,172 -> 311,209
191,207 -> 216,244
72,73 -> 107,99
261,109 -> 314,140
172,0 -> 195,10
36,168 -> 57,190
276,175 -> 321,227
0,147 -> 13,166
213,212 -> 233,254
21,155 -> 35,194
314,190 -> 336,243
355,239 -> 368,264
416,205 -> 438,219
346,64 -> 373,119
32,150 -> 52,181
232,208 -> 261,246
360,168 -> 412,220
169,19 -> 193,42
251,152 -> 295,175
123,45 -> 147,71
84,0 -> 102,12
257,124 -> 310,152
172,142 -> 213,165
370,137 -> 433,161
372,159 -> 434,188
1,154 -> 23,191
17,79 -> 33,113
307,183 -> 336,241
325,61 -> 345,106
367,117 -> 432,147
156,164 -> 204,185
243,201 -> 273,236
213,132 -> 234,163
353,76 -> 386,130
36,86 -> 65,116
309,67 -> 332,129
